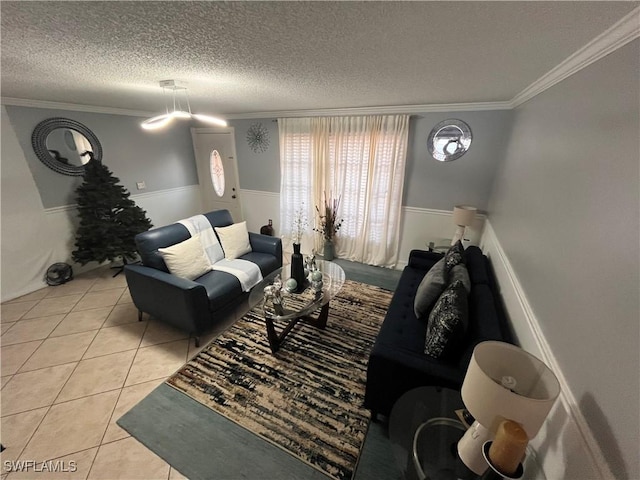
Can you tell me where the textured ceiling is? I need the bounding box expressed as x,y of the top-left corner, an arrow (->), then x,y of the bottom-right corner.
1,1 -> 637,115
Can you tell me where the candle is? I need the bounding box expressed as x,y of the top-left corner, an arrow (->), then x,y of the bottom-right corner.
488,419 -> 528,476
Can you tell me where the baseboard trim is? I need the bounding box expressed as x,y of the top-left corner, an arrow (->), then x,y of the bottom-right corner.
481,221 -> 614,479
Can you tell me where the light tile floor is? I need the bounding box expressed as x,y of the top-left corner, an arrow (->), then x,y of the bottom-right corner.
0,266 -> 229,480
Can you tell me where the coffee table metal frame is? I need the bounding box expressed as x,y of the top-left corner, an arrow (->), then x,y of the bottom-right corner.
249,260 -> 345,353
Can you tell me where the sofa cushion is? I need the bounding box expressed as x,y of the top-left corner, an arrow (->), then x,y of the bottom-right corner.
464,246 -> 490,284
215,221 -> 252,260
196,269 -> 244,311
135,222 -> 192,272
449,264 -> 471,293
158,234 -> 212,280
413,258 -> 447,319
467,283 -> 504,341
375,266 -> 427,354
424,280 -> 468,359
204,209 -> 234,229
444,240 -> 465,272
240,252 -> 281,277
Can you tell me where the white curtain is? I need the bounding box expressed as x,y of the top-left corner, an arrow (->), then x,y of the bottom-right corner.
279,115 -> 409,267
278,118 -> 315,253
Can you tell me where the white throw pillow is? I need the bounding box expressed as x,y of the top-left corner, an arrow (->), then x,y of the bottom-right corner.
158,234 -> 211,280
215,221 -> 252,260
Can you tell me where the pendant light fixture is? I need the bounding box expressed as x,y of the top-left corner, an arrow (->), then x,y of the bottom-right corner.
141,80 -> 227,130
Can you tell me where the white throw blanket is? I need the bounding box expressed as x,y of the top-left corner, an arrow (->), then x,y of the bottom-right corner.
178,215 -> 263,292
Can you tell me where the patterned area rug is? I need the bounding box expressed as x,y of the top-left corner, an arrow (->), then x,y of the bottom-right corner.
166,280 -> 392,480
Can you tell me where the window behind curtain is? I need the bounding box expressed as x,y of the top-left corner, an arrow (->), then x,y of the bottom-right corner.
278,118 -> 315,250
279,115 -> 409,267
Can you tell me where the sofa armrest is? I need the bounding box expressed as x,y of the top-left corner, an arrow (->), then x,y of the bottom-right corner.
124,265 -> 211,335
249,233 -> 282,262
408,249 -> 443,270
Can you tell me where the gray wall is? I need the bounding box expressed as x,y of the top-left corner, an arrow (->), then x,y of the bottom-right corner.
488,40 -> 639,479
403,110 -> 512,210
4,106 -> 198,208
231,111 -> 512,211
229,119 -> 281,193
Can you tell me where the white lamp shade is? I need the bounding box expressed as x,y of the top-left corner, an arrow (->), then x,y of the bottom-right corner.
452,205 -> 477,226
461,341 -> 560,439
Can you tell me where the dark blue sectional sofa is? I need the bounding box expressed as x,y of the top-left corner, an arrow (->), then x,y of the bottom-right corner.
363,246 -> 513,418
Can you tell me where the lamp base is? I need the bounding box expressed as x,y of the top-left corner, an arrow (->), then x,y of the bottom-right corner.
451,225 -> 466,245
457,421 -> 492,475
480,442 -> 524,480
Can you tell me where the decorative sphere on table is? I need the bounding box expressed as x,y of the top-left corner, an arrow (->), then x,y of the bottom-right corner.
285,278 -> 298,292
312,280 -> 323,292
311,270 -> 323,282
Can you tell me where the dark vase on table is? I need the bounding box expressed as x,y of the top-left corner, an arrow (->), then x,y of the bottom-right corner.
323,239 -> 335,261
260,219 -> 274,236
291,243 -> 306,293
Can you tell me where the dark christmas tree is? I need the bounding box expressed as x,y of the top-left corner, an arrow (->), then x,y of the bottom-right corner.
72,156 -> 152,269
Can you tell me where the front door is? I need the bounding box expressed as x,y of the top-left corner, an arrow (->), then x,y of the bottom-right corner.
191,127 -> 243,221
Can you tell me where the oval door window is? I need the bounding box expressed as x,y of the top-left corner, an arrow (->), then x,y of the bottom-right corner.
209,150 -> 225,197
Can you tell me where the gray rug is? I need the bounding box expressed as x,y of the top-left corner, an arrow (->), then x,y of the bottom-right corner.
118,384 -> 400,480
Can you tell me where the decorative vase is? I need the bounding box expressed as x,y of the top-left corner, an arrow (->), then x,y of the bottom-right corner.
260,219 -> 274,236
291,243 -> 306,293
323,239 -> 335,261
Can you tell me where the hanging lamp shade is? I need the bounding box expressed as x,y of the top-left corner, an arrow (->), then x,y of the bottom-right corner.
141,80 -> 227,130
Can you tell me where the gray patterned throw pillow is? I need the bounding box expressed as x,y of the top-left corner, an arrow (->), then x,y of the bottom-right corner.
424,280 -> 469,359
449,264 -> 471,293
444,240 -> 465,272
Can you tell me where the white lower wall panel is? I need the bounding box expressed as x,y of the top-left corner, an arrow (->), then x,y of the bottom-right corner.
3,186 -> 203,302
396,207 -> 485,269
240,190 -> 486,269
481,221 -> 613,480
130,185 -> 203,229
240,189 -> 281,236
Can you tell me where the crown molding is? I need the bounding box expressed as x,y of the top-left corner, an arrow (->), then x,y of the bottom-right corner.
1,95 -> 510,119
0,96 -> 153,117
511,6 -> 640,108
223,102 -> 512,119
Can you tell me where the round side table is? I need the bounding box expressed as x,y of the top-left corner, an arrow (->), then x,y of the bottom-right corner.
389,387 -> 466,480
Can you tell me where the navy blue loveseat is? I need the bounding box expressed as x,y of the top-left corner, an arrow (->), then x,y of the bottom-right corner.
363,246 -> 513,418
124,210 -> 282,346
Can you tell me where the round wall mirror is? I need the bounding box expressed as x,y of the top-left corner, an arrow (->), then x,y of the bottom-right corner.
427,119 -> 472,162
32,118 -> 103,176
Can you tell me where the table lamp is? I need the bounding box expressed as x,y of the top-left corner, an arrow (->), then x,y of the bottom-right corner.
457,341 -> 561,477
451,205 -> 477,245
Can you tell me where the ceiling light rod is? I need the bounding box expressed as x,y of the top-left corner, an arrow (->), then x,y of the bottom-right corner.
141,80 -> 227,130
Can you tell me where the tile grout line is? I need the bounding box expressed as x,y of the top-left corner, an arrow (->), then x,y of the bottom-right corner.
96,314 -> 153,447
9,285 -> 99,465
3,269 -> 192,478
88,315 -> 157,479
5,282 -> 120,465
0,315 -> 67,348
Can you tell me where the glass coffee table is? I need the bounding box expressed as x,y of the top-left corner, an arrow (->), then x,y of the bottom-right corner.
249,259 -> 345,354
